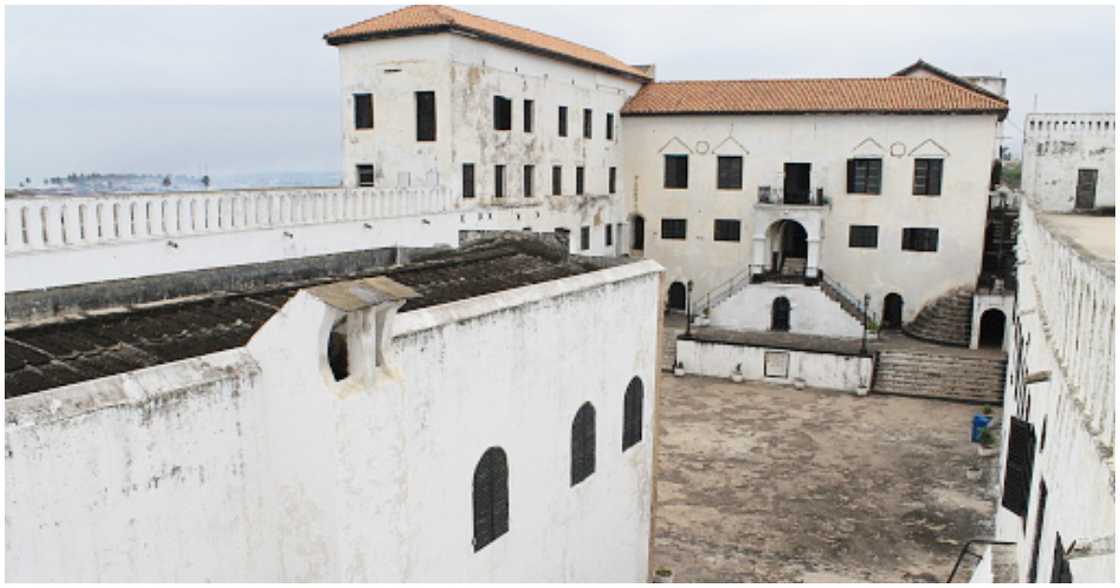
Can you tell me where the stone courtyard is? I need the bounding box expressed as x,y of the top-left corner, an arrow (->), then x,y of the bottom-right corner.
652,374 -> 1000,582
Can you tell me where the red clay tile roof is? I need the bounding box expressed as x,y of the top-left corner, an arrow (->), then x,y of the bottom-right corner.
324,5 -> 651,81
621,77 -> 1009,119
893,59 -> 1008,103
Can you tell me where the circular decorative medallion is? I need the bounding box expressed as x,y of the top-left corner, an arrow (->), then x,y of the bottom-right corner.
695,141 -> 710,154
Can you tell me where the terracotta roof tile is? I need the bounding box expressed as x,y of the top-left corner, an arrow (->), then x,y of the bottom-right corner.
621,77 -> 1009,118
325,5 -> 650,81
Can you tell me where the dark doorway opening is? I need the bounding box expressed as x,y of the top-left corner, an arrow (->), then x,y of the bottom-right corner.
1076,169 -> 1098,209
771,297 -> 791,331
631,215 -> 645,251
979,309 -> 1006,348
882,293 -> 904,330
783,163 -> 811,204
770,220 -> 808,275
667,281 -> 687,312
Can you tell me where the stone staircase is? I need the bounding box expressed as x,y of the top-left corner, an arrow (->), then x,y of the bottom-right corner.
872,349 -> 1007,404
903,288 -> 974,347
781,257 -> 807,276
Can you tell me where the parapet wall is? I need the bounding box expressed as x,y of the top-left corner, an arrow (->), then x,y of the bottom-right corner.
1022,113 -> 1115,211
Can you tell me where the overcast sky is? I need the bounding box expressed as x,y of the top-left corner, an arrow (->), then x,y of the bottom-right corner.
5,3 -> 1115,183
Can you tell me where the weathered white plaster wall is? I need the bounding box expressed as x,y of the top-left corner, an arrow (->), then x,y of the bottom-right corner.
970,291 -> 1015,350
5,189 -> 623,292
989,200 -> 1114,582
5,259 -> 663,582
1022,113 -> 1115,211
706,282 -> 864,338
676,338 -> 872,393
622,112 -> 998,324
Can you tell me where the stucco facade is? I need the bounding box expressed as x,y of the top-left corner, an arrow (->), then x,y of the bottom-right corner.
1022,113 -> 1115,212
622,112 -> 999,323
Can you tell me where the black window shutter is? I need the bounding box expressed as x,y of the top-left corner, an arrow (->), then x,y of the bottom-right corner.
1001,416 -> 1036,517
930,160 -> 943,195
869,159 -> 882,194
1051,534 -> 1073,583
847,159 -> 857,193
473,447 -> 508,552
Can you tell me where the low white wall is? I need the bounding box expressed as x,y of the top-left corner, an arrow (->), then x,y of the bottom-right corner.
5,259 -> 663,582
706,282 -> 864,338
676,338 -> 872,393
5,190 -> 626,292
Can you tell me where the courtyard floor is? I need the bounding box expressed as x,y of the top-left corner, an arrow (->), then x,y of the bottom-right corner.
652,374 -> 1000,582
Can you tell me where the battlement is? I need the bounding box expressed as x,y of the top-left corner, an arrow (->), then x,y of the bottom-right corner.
1025,113 -> 1115,137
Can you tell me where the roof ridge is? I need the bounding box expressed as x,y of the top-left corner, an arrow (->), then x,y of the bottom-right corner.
645,76 -> 972,84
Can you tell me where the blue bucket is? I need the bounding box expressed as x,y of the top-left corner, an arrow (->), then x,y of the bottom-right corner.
971,415 -> 993,443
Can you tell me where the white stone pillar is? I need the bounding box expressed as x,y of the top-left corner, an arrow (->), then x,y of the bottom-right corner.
806,237 -> 821,278
752,235 -> 768,274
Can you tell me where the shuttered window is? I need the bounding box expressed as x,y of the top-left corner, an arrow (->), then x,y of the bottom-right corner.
494,165 -> 505,198
558,106 -> 568,137
580,226 -> 590,251
415,91 -> 436,141
356,165 -> 375,187
606,113 -> 615,140
847,158 -> 882,194
622,377 -> 643,451
661,218 -> 687,240
582,108 -> 592,139
493,96 -> 512,131
570,402 -> 596,486
576,166 -> 585,195
552,166 -> 563,195
901,227 -> 939,252
1000,416 -> 1036,518
523,165 -> 534,198
523,99 -> 534,133
913,158 -> 944,195
605,224 -> 613,247
664,155 -> 688,189
354,93 -> 373,130
472,447 -> 509,552
717,156 -> 743,190
849,225 -> 879,248
462,164 -> 475,198
609,167 -> 617,194
713,219 -> 741,242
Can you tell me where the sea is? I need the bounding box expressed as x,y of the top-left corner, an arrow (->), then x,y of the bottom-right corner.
7,171 -> 342,195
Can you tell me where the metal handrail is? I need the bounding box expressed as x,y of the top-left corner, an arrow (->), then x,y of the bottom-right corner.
691,265 -> 758,315
946,538 -> 1016,583
820,271 -> 869,320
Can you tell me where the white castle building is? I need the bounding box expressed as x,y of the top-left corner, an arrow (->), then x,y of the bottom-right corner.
13,4 -> 1104,583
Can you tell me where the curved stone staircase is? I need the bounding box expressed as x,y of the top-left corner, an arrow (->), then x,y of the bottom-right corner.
902,288 -> 974,347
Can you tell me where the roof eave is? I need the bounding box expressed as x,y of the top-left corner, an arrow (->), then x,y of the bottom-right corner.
325,24 -> 652,83
621,108 -> 1009,119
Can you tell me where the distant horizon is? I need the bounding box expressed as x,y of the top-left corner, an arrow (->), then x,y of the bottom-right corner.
6,4 -> 1114,183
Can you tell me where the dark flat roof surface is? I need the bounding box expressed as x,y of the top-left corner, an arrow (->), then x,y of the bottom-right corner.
6,237 -> 616,400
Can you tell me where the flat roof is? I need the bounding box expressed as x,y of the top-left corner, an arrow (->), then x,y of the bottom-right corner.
5,236 -> 621,400
1038,212 -> 1115,265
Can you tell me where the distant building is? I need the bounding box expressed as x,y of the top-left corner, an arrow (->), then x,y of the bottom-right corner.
1022,113 -> 1115,212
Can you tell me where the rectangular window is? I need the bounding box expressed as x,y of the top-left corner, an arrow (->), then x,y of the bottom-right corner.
354,93 -> 373,130
582,108 -> 592,139
609,167 -> 617,194
357,164 -> 375,187
717,156 -> 743,190
847,158 -> 883,194
523,99 -> 534,133
493,96 -> 512,131
523,165 -> 534,198
576,166 -> 585,195
605,224 -> 613,247
713,219 -> 741,242
580,226 -> 590,250
664,155 -> 689,189
415,91 -> 436,141
661,218 -> 687,240
848,225 -> 879,248
494,165 -> 505,198
606,113 -> 614,140
913,158 -> 944,195
558,106 -> 568,137
462,163 -> 475,198
1001,416 -> 1036,518
552,166 -> 562,195
901,227 -> 939,252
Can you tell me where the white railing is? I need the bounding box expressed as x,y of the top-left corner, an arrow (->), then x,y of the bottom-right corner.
5,186 -> 457,253
1020,200 -> 1115,444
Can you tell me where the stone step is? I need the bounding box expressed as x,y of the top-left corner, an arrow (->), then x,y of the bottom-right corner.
872,348 -> 1006,403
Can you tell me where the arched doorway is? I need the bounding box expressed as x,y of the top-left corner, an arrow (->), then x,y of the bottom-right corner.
979,309 -> 1006,348
667,281 -> 687,312
882,293 -> 904,330
631,215 -> 645,251
771,296 -> 791,331
766,220 -> 808,275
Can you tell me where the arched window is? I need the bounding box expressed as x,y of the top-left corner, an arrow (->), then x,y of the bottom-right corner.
571,402 -> 596,486
771,297 -> 791,331
622,377 -> 643,451
472,447 -> 509,552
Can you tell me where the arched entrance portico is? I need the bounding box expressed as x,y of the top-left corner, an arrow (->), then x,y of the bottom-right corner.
979,309 -> 1006,348
766,220 -> 809,276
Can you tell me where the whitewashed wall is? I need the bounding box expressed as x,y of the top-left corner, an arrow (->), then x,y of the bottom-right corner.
5,260 -> 663,581
988,200 -> 1114,582
1022,113 -> 1115,211
706,282 -> 865,338
622,112 -> 998,323
5,189 -> 623,292
676,338 -> 873,393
